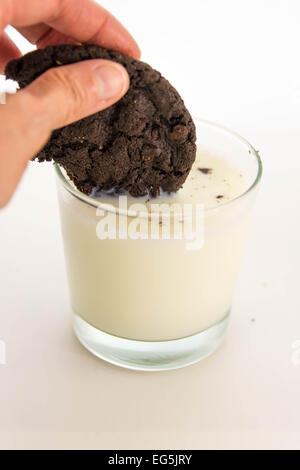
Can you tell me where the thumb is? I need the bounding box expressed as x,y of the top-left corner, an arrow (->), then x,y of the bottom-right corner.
0,59 -> 129,207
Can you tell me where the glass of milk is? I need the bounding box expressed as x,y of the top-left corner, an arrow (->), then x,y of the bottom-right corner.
55,119 -> 262,371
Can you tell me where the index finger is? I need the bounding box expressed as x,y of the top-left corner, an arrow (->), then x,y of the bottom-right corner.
0,0 -> 140,58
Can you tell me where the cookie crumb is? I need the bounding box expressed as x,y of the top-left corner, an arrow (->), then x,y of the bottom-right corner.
198,168 -> 212,175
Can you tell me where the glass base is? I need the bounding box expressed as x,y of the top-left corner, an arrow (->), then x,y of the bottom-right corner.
72,313 -> 230,371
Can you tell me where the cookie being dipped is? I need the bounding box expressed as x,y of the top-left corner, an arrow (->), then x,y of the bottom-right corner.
5,44 -> 196,197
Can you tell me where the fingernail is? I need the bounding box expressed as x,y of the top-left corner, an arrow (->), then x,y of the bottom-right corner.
93,62 -> 127,100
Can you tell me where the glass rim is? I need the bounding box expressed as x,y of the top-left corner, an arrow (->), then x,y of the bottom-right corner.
55,118 -> 263,216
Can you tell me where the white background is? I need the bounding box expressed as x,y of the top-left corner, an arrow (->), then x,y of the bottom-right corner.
0,0 -> 300,450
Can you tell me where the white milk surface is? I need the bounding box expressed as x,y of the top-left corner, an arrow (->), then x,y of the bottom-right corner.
93,150 -> 246,208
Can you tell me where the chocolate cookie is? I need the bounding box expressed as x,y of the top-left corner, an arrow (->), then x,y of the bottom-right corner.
5,44 -> 196,197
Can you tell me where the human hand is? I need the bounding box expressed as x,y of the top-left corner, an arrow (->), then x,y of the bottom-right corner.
0,0 -> 140,207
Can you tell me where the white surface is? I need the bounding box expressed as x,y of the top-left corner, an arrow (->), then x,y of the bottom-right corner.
0,0 -> 300,450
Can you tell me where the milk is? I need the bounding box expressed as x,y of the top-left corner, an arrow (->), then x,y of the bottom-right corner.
57,150 -> 254,341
